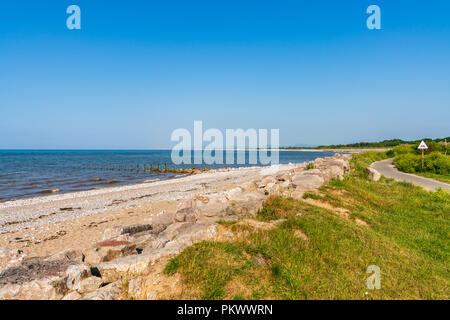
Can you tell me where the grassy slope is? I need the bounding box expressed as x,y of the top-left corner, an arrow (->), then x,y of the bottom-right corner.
164,152 -> 450,300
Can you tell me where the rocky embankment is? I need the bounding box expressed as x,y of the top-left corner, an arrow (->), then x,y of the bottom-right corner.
0,154 -> 351,300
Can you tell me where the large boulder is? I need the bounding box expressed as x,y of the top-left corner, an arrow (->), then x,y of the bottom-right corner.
193,194 -> 230,218
84,240 -> 137,265
145,211 -> 176,233
102,224 -> 153,240
46,249 -> 85,264
93,246 -> 181,283
81,281 -> 122,300
74,276 -> 103,294
0,259 -> 90,300
94,223 -> 218,283
366,167 -> 381,181
291,173 -> 325,190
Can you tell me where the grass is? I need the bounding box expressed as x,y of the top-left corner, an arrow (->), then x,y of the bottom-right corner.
163,152 -> 450,300
217,220 -> 238,226
302,192 -> 323,200
415,172 -> 450,184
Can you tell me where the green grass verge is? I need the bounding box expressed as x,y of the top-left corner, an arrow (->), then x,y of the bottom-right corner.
415,172 -> 450,184
163,152 -> 449,300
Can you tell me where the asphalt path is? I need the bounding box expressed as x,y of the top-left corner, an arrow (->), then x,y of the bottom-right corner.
371,158 -> 450,191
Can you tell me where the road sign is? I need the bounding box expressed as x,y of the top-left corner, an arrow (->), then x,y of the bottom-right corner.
418,141 -> 428,150
418,141 -> 428,169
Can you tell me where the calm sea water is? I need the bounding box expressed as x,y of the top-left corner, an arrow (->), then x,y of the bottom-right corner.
0,150 -> 336,201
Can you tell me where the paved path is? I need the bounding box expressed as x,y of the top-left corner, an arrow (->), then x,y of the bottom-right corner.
371,158 -> 450,191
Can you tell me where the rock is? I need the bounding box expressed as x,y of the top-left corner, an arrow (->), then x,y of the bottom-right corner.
75,276 -> 103,294
251,254 -> 267,266
146,211 -> 175,232
0,247 -> 20,259
84,242 -> 137,264
277,173 -> 291,182
265,182 -> 281,195
65,264 -> 92,290
328,158 -> 350,172
146,290 -> 157,300
185,212 -> 198,223
173,206 -> 197,223
0,276 -> 67,300
278,180 -> 292,189
257,177 -> 276,188
366,167 -> 381,181
102,224 -> 153,240
62,291 -> 82,300
133,233 -> 157,249
162,223 -> 195,241
329,165 -> 344,180
81,282 -> 121,300
95,224 -> 217,283
94,246 -> 181,283
225,187 -> 244,201
314,158 -> 324,166
46,249 -> 84,264
149,236 -> 170,249
128,278 -> 142,299
291,173 -> 325,190
224,187 -> 265,203
173,211 -> 186,222
165,223 -> 218,249
241,181 -> 257,192
0,259 -> 85,300
301,168 -> 322,176
193,195 -> 229,218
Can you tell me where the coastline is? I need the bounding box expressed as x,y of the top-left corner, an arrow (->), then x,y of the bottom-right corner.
0,153 -> 352,299
0,149 -> 338,202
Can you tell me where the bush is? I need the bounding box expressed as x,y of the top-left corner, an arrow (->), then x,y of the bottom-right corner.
392,144 -> 415,156
421,141 -> 446,154
393,153 -> 421,173
423,152 -> 450,174
394,152 -> 450,174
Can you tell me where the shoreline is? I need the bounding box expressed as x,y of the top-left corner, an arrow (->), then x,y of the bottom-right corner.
0,150 -> 343,203
0,153 -> 352,299
0,164 -> 295,233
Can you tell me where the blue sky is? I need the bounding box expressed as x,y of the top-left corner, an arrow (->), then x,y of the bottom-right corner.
0,0 -> 449,149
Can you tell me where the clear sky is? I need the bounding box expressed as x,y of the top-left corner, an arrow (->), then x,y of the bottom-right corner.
0,0 -> 449,149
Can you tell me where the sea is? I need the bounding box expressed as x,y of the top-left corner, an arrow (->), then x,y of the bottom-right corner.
0,150 -> 337,201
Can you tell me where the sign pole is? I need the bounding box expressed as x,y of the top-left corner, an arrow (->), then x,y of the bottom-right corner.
421,149 -> 424,169
418,140 -> 428,170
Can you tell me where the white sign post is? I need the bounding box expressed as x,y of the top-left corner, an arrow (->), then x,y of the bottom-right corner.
418,141 -> 428,169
